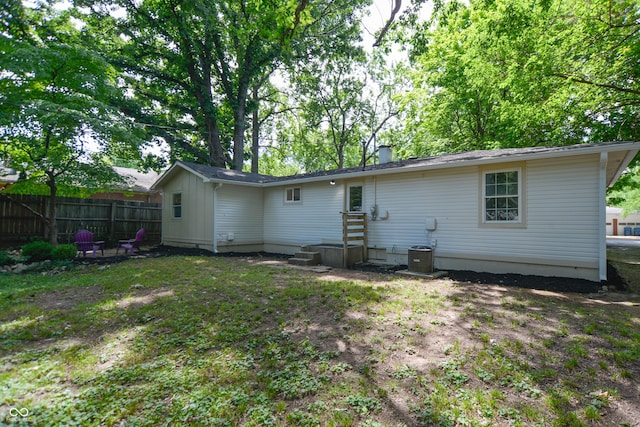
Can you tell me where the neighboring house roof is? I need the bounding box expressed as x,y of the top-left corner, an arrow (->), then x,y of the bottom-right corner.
152,141 -> 639,190
0,163 -> 159,194
0,165 -> 20,189
112,166 -> 160,193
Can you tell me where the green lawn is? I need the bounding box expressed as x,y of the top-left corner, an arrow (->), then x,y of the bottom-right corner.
1,255 -> 639,426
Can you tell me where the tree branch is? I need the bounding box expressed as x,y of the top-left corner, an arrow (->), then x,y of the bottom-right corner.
0,192 -> 47,222
553,73 -> 640,97
373,0 -> 402,47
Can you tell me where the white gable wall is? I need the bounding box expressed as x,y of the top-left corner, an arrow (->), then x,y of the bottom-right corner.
160,169 -> 214,248
159,169 -> 264,252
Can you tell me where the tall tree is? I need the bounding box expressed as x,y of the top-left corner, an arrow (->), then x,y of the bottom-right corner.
77,0 -> 371,170
0,1 -> 141,244
399,0 -> 639,155
277,52 -> 399,172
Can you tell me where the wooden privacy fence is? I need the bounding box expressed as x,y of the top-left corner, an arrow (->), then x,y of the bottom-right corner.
0,194 -> 161,248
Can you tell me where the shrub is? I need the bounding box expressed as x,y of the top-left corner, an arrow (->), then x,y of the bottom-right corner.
21,241 -> 54,262
52,244 -> 78,260
0,250 -> 13,266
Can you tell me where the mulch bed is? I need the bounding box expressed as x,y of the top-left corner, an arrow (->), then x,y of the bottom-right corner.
71,245 -> 625,294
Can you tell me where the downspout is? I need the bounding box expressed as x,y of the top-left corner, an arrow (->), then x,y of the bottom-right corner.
212,182 -> 223,253
598,152 -> 608,282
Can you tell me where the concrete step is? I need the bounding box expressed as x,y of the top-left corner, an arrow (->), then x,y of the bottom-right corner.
294,251 -> 321,264
288,257 -> 319,266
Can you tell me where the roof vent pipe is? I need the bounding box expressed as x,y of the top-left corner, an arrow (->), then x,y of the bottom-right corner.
379,145 -> 392,164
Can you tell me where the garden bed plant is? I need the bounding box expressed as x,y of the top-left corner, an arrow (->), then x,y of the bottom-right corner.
0,241 -> 78,274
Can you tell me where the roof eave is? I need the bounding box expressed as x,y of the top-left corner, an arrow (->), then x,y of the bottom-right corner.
202,178 -> 265,187
151,161 -> 211,190
607,148 -> 638,187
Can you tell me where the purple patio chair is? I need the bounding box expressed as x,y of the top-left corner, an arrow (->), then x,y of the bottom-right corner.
116,228 -> 145,255
74,229 -> 104,257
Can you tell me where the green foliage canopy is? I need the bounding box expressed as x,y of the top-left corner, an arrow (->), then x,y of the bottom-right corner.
76,0 -> 372,170
400,0 -> 639,154
0,1 -> 143,243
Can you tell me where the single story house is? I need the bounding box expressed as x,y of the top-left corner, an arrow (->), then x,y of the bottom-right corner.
151,141 -> 639,282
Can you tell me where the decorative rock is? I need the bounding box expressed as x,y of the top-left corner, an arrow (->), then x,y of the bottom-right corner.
12,263 -> 28,274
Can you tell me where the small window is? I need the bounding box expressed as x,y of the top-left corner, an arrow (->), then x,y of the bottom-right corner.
483,169 -> 520,223
349,186 -> 363,211
285,187 -> 301,203
172,193 -> 182,218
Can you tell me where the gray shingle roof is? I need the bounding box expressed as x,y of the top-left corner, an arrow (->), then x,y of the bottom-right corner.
151,141 -> 638,189
191,142 -> 631,181
178,161 -> 278,184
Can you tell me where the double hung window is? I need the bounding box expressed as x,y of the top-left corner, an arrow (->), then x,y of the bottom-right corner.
172,193 -> 182,218
285,187 -> 301,203
483,169 -> 521,223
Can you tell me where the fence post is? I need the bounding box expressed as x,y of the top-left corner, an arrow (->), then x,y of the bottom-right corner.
109,201 -> 117,238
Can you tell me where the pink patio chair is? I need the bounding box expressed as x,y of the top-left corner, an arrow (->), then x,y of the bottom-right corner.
74,229 -> 104,257
116,228 -> 145,255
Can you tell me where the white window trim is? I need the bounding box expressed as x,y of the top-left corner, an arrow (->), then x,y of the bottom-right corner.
172,192 -> 182,219
481,166 -> 525,227
285,186 -> 302,204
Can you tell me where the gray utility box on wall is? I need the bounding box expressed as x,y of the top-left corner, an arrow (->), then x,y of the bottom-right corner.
408,246 -> 433,273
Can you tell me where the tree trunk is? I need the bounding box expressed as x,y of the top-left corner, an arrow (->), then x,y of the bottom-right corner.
251,85 -> 260,174
234,74 -> 251,171
206,116 -> 227,167
46,173 -> 58,246
233,103 -> 247,171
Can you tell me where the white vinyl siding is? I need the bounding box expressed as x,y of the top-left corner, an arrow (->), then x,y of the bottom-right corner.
365,154 -> 600,278
264,181 -> 343,248
215,185 -> 263,247
525,155 -> 600,262
365,167 -> 477,251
